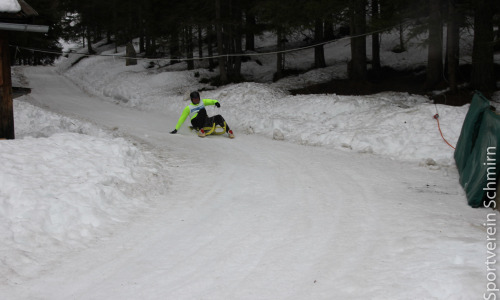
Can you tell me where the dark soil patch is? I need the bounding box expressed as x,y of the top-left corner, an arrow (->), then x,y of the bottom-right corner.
290,65 -> 500,106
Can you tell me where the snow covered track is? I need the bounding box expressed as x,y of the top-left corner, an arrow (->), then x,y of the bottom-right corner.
2,66 -> 490,299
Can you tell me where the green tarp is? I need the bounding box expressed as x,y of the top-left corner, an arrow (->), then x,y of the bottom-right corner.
454,92 -> 500,207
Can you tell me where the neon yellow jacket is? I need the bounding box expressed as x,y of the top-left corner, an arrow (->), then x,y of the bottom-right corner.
175,99 -> 219,130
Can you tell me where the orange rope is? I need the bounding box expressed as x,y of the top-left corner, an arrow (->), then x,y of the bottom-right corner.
433,114 -> 456,150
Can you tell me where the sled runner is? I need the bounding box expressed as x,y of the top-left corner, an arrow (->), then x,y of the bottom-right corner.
190,121 -> 229,137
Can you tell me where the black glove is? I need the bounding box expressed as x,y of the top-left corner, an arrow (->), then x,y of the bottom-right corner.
170,129 -> 177,134
215,102 -> 221,108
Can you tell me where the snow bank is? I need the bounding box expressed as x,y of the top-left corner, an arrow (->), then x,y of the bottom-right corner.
1,101 -> 169,282
207,84 -> 467,164
56,46 -> 215,109
14,100 -> 108,138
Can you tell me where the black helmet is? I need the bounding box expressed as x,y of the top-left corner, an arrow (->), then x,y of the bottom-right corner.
190,91 -> 200,99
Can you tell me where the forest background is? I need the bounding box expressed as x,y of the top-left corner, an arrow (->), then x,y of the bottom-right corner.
10,0 -> 500,103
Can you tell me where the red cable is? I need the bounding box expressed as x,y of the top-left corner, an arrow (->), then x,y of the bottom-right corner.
434,114 -> 456,150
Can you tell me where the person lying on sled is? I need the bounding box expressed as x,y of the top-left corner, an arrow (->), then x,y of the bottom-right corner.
170,91 -> 234,138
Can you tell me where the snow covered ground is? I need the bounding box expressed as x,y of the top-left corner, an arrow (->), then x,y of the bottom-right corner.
1,29 -> 499,299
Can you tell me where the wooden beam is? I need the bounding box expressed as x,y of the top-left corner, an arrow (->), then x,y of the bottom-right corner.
0,31 -> 14,139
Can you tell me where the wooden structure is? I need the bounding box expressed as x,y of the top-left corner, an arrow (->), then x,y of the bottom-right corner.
0,0 -> 47,139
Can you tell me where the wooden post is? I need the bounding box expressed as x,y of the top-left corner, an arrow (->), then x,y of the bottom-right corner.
0,31 -> 14,139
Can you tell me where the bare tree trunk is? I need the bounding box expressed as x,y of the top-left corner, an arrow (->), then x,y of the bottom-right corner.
425,0 -> 443,90
225,0 -> 234,78
170,31 -> 180,64
186,26 -> 194,70
138,4 -> 145,53
216,0 -> 228,84
371,0 -> 381,75
232,1 -> 243,79
198,25 -> 203,60
139,35 -> 145,54
314,19 -> 326,68
324,16 -> 334,40
86,28 -> 94,54
275,27 -> 285,81
145,35 -> 151,57
471,0 -> 495,92
113,0 -> 118,53
245,11 -> 255,51
349,0 -> 367,80
207,25 -> 216,70
446,0 -> 460,93
151,38 -> 156,57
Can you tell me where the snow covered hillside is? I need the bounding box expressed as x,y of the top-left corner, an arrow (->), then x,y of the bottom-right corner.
1,29 -> 498,299
53,35 -> 485,165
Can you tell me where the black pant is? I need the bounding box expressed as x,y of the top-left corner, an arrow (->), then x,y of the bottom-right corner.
191,109 -> 230,132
